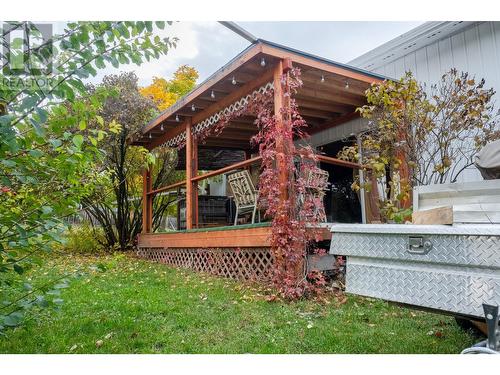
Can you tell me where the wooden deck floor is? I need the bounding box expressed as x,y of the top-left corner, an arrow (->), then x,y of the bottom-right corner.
138,222 -> 332,249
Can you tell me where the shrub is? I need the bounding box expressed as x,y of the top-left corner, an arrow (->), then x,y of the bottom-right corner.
59,224 -> 107,255
339,70 -> 500,222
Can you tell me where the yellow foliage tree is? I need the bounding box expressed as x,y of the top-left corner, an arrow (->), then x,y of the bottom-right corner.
140,65 -> 199,111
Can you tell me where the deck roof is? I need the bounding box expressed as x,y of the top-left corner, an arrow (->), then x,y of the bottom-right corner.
131,39 -> 389,151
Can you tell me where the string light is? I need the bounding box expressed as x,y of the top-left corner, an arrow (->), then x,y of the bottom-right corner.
345,81 -> 350,89
260,57 -> 266,67
160,124 -> 164,131
320,75 -> 325,83
210,90 -> 215,99
231,76 -> 237,85
149,133 -> 152,139
175,114 -> 180,122
191,104 -> 196,111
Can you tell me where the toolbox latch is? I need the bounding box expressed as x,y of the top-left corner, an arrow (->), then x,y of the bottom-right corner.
408,236 -> 432,254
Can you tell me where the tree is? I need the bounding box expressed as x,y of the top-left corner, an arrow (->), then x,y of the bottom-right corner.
140,65 -> 198,110
0,21 -> 174,330
82,72 -> 183,251
338,70 -> 500,221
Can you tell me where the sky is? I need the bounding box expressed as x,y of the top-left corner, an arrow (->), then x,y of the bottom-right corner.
89,21 -> 424,86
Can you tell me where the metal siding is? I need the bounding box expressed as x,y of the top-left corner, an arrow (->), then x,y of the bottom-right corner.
306,117 -> 370,148
437,37 -> 453,74
426,43 -> 441,84
450,30 -> 469,72
393,56 -> 406,79
478,22 -> 500,92
373,66 -> 385,76
355,22 -> 499,82
403,52 -> 417,76
414,47 -> 430,83
384,61 -> 397,79
464,25 -> 483,76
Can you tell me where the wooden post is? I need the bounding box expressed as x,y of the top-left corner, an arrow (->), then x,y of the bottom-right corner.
176,186 -> 181,231
398,154 -> 411,209
274,59 -> 305,277
193,136 -> 199,228
185,118 -> 193,230
357,135 -> 367,224
367,171 -> 381,223
275,58 -> 306,279
397,104 -> 411,209
142,168 -> 152,233
273,60 -> 288,202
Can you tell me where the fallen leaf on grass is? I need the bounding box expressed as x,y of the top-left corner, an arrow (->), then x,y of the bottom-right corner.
69,344 -> 78,352
95,340 -> 104,348
336,295 -> 348,306
241,294 -> 253,302
265,294 -> 278,302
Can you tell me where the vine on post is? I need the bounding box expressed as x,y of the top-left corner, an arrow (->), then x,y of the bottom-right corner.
192,67 -> 328,299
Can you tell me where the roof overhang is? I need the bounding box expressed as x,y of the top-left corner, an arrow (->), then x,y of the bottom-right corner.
130,39 -> 389,151
348,21 -> 479,73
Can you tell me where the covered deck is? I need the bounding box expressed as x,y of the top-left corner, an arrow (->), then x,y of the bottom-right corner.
131,39 -> 386,252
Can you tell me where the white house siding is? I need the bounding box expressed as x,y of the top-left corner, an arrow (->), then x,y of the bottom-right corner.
306,117 -> 370,148
372,22 -> 500,93
364,22 -> 500,182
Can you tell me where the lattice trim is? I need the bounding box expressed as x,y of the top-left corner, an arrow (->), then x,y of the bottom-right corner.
160,81 -> 274,149
161,130 -> 187,148
136,247 -> 274,281
192,81 -> 274,137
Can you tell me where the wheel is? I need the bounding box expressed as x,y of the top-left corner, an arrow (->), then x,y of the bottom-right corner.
455,317 -> 486,337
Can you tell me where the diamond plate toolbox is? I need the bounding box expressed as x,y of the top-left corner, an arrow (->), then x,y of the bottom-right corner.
329,224 -> 500,318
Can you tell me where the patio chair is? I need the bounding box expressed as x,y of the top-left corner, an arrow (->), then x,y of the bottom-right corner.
299,168 -> 330,222
227,170 -> 259,225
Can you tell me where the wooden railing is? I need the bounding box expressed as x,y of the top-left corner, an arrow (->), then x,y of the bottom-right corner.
191,156 -> 262,183
147,156 -> 263,197
148,154 -> 363,197
147,180 -> 186,196
316,154 -> 364,170
145,152 -> 373,230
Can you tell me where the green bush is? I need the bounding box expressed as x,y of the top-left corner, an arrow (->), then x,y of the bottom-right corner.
59,223 -> 107,254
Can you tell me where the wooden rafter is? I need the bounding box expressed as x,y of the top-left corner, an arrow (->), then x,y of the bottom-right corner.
145,67 -> 275,150
131,40 -> 387,149
260,42 -> 385,85
138,43 -> 264,137
296,86 -> 366,107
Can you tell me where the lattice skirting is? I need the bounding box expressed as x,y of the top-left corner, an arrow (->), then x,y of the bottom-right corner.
136,247 -> 274,281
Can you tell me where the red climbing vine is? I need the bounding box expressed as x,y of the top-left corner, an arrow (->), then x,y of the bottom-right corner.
251,68 -> 328,298
191,67 -> 328,299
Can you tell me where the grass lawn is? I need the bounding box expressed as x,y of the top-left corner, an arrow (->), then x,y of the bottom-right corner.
0,253 -> 477,354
